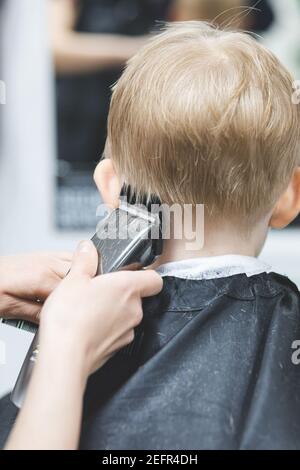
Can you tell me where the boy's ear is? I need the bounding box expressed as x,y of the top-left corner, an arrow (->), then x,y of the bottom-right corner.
94,159 -> 122,210
270,168 -> 300,229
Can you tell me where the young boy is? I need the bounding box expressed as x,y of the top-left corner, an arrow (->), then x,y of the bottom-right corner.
1,21 -> 300,450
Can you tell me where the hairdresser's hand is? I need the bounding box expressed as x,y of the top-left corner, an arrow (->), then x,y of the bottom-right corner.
39,240 -> 163,379
0,252 -> 72,322
5,243 -> 162,451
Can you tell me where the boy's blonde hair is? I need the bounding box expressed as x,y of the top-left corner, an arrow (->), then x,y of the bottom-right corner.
108,22 -> 300,222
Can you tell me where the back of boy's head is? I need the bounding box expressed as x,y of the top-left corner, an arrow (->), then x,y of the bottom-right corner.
108,21 -> 300,224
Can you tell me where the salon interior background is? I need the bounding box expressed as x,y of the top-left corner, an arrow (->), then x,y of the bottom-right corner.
0,0 -> 299,283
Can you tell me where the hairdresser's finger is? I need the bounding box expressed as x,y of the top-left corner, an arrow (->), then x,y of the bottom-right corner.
29,263 -> 70,301
130,270 -> 163,298
1,296 -> 42,324
51,256 -> 73,277
41,251 -> 73,263
56,260 -> 73,279
53,251 -> 73,262
69,240 -> 98,279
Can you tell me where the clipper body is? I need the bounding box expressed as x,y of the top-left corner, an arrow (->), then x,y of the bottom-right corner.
11,202 -> 162,408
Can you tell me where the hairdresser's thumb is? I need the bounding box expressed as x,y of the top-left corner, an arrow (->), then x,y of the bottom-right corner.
69,240 -> 98,278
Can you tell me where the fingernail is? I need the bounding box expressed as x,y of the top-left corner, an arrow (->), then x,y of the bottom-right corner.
77,240 -> 92,253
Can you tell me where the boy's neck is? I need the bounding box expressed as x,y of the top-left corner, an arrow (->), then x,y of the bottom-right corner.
152,217 -> 270,268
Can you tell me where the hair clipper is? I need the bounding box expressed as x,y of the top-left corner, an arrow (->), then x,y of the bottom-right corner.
10,193 -> 162,408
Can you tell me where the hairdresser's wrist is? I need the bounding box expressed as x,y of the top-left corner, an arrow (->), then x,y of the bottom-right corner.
10,336 -> 87,450
38,327 -> 91,390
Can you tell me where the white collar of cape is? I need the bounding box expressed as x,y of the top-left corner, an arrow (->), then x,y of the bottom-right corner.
156,255 -> 271,281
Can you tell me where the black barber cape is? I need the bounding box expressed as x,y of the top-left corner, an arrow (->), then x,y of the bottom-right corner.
1,272 -> 300,450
